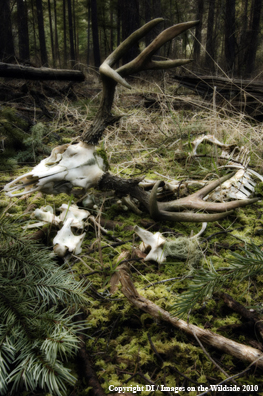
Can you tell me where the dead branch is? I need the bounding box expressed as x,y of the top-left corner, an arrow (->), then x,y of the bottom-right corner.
217,291 -> 263,340
117,264 -> 263,370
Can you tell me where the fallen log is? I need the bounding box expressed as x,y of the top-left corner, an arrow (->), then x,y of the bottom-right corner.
116,264 -> 263,370
173,74 -> 263,120
0,62 -> 85,82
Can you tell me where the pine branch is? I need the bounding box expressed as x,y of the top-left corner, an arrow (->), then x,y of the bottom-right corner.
171,242 -> 263,318
0,216 -> 90,395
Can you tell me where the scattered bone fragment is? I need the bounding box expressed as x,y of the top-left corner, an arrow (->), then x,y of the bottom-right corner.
82,194 -> 95,208
134,226 -> 166,263
134,225 -> 204,265
29,203 -> 90,256
122,196 -> 142,215
139,179 -> 158,189
33,205 -> 61,226
58,204 -> 90,228
188,135 -> 263,202
190,222 -> 207,239
191,134 -> 234,156
53,218 -> 86,257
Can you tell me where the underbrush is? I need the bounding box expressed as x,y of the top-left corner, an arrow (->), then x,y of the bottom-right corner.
1,76 -> 263,395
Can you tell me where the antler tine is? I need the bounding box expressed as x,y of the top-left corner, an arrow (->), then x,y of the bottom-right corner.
149,181 -> 234,223
117,20 -> 199,76
99,18 -> 164,89
100,20 -> 199,88
104,18 -> 164,68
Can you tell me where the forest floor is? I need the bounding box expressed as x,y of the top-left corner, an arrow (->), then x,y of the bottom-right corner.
1,73 -> 263,396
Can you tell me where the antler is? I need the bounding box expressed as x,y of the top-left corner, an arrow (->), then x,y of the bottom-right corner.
98,172 -> 258,223
81,19 -> 199,144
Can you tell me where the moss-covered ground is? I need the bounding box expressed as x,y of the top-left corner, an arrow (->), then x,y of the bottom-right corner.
1,77 -> 263,395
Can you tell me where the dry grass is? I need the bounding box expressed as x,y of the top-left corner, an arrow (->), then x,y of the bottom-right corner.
44,73 -> 263,184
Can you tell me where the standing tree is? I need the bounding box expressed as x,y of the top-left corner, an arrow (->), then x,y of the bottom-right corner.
244,0 -> 262,76
120,0 -> 140,64
193,0 -> 204,63
36,0 -> 48,65
0,0 -> 15,61
48,0 -> 55,66
54,0 -> 61,67
205,0 -> 216,71
17,0 -> 30,62
225,0 -> 236,73
63,0 -> 68,66
68,0 -> 76,66
91,0 -> 101,68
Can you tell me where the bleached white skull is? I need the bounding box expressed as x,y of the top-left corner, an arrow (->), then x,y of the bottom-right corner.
4,142 -> 105,197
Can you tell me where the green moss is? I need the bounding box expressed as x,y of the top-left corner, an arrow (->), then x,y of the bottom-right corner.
95,147 -> 110,171
255,181 -> 263,196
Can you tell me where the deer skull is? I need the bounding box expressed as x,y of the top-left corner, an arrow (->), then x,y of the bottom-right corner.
4,142 -> 105,197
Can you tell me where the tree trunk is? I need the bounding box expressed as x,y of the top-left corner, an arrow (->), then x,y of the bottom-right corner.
110,0 -> 114,52
67,0 -> 76,66
244,0 -> 262,76
87,0 -> 91,65
205,0 -> 215,71
144,0 -> 151,47
48,0 -> 55,67
30,0 -> 38,62
91,0 -> 101,68
36,0 -> 48,66
63,0 -> 68,67
17,0 -> 30,62
237,0 -> 248,76
120,0 -> 140,64
193,0 -> 204,63
0,0 -> 15,61
54,0 -> 61,67
224,0 -> 236,74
